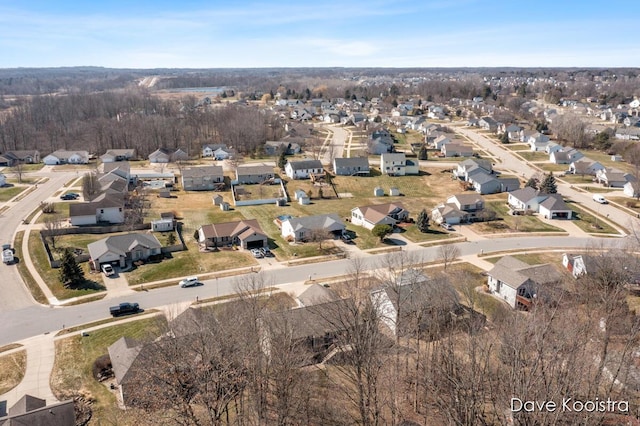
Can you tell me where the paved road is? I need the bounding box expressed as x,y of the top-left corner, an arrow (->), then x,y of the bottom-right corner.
319,124 -> 349,165
0,234 -> 624,346
454,126 -> 640,235
0,170 -> 76,311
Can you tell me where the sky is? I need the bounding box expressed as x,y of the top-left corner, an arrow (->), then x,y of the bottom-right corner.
0,0 -> 638,69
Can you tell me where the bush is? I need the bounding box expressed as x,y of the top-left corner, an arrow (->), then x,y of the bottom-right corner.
92,354 -> 113,381
626,200 -> 637,208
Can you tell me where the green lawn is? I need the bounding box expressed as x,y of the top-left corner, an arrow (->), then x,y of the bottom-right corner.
567,202 -> 619,234
469,200 -> 565,234
518,151 -> 549,162
36,202 -> 73,223
50,316 -> 167,420
28,233 -> 106,299
125,249 -> 257,285
0,185 -> 28,202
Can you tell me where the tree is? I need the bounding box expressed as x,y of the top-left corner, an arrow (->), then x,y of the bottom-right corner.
166,232 -> 176,246
594,131 -> 611,150
82,172 -> 100,201
43,214 -> 63,250
58,248 -> 85,288
438,244 -> 460,270
12,162 -> 25,184
499,132 -> 509,144
418,145 -> 428,160
539,172 -> 558,194
416,209 -> 430,233
277,151 -> 287,170
307,228 -> 332,251
372,224 -> 393,242
525,176 -> 539,189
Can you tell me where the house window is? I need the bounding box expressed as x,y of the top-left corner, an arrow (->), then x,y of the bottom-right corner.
100,209 -> 104,213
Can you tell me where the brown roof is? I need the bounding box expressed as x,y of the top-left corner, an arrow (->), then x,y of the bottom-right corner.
199,219 -> 265,240
356,202 -> 406,224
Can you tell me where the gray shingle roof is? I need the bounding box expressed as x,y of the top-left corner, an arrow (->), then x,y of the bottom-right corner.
288,160 -> 323,170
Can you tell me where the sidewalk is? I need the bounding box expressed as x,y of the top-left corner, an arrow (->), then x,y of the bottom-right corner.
0,334 -> 58,407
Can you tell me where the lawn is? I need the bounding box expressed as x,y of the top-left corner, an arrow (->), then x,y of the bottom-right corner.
36,202 -> 73,223
50,316 -> 167,420
0,350 -> 26,394
0,185 -> 28,202
28,232 -> 106,300
518,152 -> 550,162
504,144 -> 529,151
13,231 -> 48,304
559,174 -> 594,184
125,248 -> 257,285
537,164 -> 571,173
469,200 -> 565,234
567,202 -> 619,234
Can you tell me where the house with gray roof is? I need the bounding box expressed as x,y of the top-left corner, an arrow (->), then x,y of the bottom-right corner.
0,150 -> 40,166
235,164 -> 275,184
568,158 -> 604,175
43,150 -> 89,165
297,283 -> 339,307
87,232 -> 162,269
181,166 -> 224,191
596,168 -> 637,188
351,203 -> 408,230
197,219 -> 267,250
0,394 -> 74,426
69,193 -> 125,226
333,157 -> 370,176
148,148 -> 189,163
263,140 -> 301,156
284,159 -> 324,180
441,142 -> 474,157
471,173 -> 520,195
281,213 -> 345,242
100,149 -> 136,163
487,256 -> 563,310
508,188 -> 573,219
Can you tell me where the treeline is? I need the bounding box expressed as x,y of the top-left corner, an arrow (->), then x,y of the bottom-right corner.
0,89 -> 283,157
107,250 -> 640,426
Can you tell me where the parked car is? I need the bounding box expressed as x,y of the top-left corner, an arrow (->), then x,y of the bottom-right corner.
440,223 -> 454,231
101,264 -> 115,277
60,193 -> 79,200
592,194 -> 607,204
2,249 -> 14,264
341,233 -> 354,244
179,276 -> 202,288
259,247 -> 274,257
109,302 -> 140,317
250,248 -> 264,258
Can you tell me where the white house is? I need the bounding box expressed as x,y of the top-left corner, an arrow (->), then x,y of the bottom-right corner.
507,187 -> 573,219
624,181 -> 640,198
0,173 -> 5,187
380,153 -> 418,176
69,193 -> 125,226
43,150 -> 89,165
281,214 -> 345,242
284,160 -> 324,180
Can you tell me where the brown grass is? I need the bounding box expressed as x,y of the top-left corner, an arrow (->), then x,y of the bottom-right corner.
0,350 -> 26,394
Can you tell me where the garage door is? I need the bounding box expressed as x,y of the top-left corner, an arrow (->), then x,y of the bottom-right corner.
246,240 -> 265,250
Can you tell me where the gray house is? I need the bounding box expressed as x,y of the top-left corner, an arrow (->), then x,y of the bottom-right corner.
333,157 -> 370,176
181,166 -> 224,191
235,164 -> 275,184
88,232 -> 162,269
471,174 -> 520,195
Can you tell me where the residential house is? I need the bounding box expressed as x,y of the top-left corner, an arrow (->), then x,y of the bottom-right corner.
550,147 -> 584,164
69,193 -> 125,226
101,161 -> 132,183
441,142 -> 474,157
100,149 -> 136,163
562,253 -> 596,278
432,135 -> 452,150
0,150 -> 40,166
380,153 -> 419,176
624,181 -> 640,198
470,173 -> 520,195
0,394 -> 74,426
281,213 -> 345,242
527,133 -> 551,151
370,269 -> 463,336
596,168 -> 637,188
569,158 -> 604,176
333,157 -> 370,176
148,148 -> 189,163
544,142 -> 563,154
235,164 -> 275,184
504,124 -> 524,140
297,283 -> 340,307
487,256 -> 563,310
201,144 -> 234,160
197,219 -> 267,250
261,299 -> 356,364
507,187 -> 573,219
478,116 -> 499,132
615,128 -> 640,141
350,203 -> 409,230
181,166 -> 224,191
0,173 -> 5,187
88,232 -> 162,269
368,135 -> 394,155
42,150 -> 89,165
263,140 -> 301,156
432,194 -> 485,224
284,160 -> 324,180
453,158 -> 492,181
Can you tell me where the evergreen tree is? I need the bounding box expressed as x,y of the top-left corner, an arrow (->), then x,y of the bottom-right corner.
539,172 -> 558,194
418,145 -> 428,160
277,151 -> 287,170
372,224 -> 393,242
416,209 -> 430,233
525,177 -> 539,189
500,132 -> 510,144
59,248 -> 85,288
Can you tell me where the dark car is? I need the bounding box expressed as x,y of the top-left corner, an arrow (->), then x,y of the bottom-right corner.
60,193 -> 79,200
109,302 -> 140,317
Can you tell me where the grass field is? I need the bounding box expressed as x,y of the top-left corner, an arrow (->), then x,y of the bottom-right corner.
469,200 -> 565,234
28,232 -> 106,300
0,185 -> 28,202
567,202 -> 619,234
537,163 -> 571,173
518,152 -> 550,162
13,231 -> 48,304
50,316 -> 167,420
504,144 -> 529,151
0,350 -> 26,394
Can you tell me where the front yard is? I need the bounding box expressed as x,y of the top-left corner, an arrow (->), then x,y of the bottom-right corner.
468,200 -> 565,234
0,185 -> 29,202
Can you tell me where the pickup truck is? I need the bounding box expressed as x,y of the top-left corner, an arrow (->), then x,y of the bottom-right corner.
2,249 -> 14,265
109,302 -> 140,317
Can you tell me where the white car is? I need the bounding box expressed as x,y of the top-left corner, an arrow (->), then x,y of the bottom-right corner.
592,194 -> 607,204
179,276 -> 202,288
101,264 -> 115,276
440,223 -> 453,231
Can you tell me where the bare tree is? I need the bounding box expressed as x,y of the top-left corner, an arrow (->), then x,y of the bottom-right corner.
43,214 -> 64,250
82,171 -> 100,201
438,244 -> 460,270
12,162 -> 25,184
307,228 -> 332,252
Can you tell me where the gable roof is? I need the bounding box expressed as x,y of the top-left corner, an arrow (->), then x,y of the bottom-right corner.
298,284 -> 340,307
266,298 -> 355,340
285,213 -> 344,233
87,232 -> 162,260
236,164 -> 274,176
69,193 -> 124,217
353,203 -> 406,224
182,165 -> 224,179
539,193 -> 571,211
108,336 -> 144,384
488,256 -> 562,290
449,193 -> 483,205
199,219 -> 266,240
509,187 -> 539,204
287,159 -> 323,170
333,157 -> 370,169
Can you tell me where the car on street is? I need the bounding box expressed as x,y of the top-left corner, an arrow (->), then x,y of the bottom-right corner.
101,264 -> 115,276
179,276 -> 202,288
592,194 -> 607,204
109,302 -> 141,317
2,249 -> 15,264
440,223 -> 454,231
